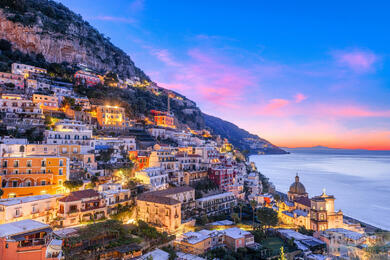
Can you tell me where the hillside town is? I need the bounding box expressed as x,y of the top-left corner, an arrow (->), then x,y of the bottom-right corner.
0,62 -> 387,260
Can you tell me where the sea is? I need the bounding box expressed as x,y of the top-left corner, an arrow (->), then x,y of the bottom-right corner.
250,148 -> 390,231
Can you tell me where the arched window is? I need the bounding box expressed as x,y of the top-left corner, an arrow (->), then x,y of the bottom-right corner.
19,146 -> 25,153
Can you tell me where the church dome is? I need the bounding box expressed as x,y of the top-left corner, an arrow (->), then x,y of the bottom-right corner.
289,174 -> 307,195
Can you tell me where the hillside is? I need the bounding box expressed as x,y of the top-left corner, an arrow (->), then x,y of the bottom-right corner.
203,114 -> 287,154
0,0 -> 286,154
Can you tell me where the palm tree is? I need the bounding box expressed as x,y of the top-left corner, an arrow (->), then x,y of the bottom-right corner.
231,212 -> 239,224
250,199 -> 258,229
238,200 -> 244,222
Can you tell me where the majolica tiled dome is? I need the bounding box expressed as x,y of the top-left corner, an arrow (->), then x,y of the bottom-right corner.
289,174 -> 306,195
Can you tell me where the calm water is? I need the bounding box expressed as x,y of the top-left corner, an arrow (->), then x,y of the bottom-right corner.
250,148 -> 390,230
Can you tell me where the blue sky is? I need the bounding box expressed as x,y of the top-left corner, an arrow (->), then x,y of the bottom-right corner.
59,0 -> 390,149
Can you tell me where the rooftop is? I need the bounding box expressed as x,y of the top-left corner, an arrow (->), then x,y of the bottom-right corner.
0,219 -> 50,237
0,194 -> 62,206
59,189 -> 100,202
196,192 -> 234,202
137,193 -> 180,205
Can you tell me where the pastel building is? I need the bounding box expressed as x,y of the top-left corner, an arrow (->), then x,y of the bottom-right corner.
311,190 -> 343,231
0,97 -> 44,127
0,156 -> 69,198
0,219 -> 62,260
135,166 -> 169,191
57,189 -> 107,227
11,63 -> 47,76
0,194 -> 62,225
136,192 -> 181,233
96,105 -> 130,129
196,192 -> 236,216
0,72 -> 24,89
74,70 -> 101,86
150,110 -> 175,128
44,120 -> 95,153
32,94 -> 59,111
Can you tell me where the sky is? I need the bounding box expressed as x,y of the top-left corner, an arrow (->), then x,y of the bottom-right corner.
59,0 -> 390,150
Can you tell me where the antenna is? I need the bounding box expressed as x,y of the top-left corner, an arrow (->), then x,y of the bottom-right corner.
167,92 -> 170,115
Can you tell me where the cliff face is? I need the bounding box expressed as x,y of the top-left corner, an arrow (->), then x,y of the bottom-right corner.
0,5 -> 148,80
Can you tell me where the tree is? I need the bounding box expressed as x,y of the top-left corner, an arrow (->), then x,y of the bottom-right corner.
256,207 -> 278,229
238,200 -> 244,221
278,246 -> 287,260
250,199 -> 258,228
63,180 -> 83,191
231,212 -> 240,224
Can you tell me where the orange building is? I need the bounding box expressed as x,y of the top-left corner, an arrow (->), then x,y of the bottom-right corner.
32,94 -> 59,111
0,156 -> 68,198
0,219 -> 61,260
150,110 -> 175,128
129,151 -> 150,171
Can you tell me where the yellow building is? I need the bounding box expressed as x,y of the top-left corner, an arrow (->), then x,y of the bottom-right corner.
96,105 -> 130,129
136,192 -> 181,234
311,190 -> 343,231
0,156 -> 68,198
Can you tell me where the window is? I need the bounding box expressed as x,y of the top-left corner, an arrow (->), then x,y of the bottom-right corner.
41,180 -> 46,185
12,181 -> 18,187
2,160 -> 7,168
13,160 -> 19,167
41,160 -> 46,167
59,168 -> 63,175
27,160 -> 32,167
59,160 -> 63,166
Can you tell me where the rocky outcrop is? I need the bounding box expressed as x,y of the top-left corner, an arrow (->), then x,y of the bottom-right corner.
0,9 -> 147,80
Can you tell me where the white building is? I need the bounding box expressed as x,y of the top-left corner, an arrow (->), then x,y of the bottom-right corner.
0,194 -> 62,224
44,120 -> 95,152
135,166 -> 169,191
196,192 -> 236,216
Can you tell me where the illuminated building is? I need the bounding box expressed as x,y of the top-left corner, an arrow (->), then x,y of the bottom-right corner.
0,156 -> 69,198
136,192 -> 181,233
0,219 -> 62,260
150,110 -> 176,128
44,120 -> 95,153
74,70 -> 101,86
208,165 -> 237,191
310,190 -> 343,231
98,183 -> 132,214
11,63 -> 47,76
0,72 -> 24,89
0,97 -> 44,127
32,94 -> 59,111
0,194 -> 62,225
287,174 -> 308,201
57,189 -> 107,227
195,192 -> 236,216
175,228 -> 254,255
96,105 -> 130,129
135,166 -> 169,191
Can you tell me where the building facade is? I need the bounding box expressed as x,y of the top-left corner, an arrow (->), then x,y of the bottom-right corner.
0,156 -> 69,198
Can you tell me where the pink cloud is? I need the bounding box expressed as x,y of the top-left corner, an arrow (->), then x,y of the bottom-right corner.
333,50 -> 378,72
150,48 -> 257,109
294,93 -> 307,103
318,105 -> 390,118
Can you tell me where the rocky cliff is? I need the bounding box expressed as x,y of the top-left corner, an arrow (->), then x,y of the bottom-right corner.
0,0 -> 148,80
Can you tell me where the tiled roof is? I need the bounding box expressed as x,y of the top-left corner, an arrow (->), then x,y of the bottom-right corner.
295,196 -> 311,207
148,186 -> 194,196
137,193 -> 180,205
59,189 -> 99,202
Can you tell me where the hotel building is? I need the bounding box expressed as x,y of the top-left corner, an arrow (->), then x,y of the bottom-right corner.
0,156 -> 69,198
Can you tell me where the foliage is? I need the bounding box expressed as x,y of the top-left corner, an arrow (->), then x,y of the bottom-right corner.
256,207 -> 279,228
63,179 -> 83,191
161,245 -> 177,260
110,204 -> 134,223
204,246 -> 268,260
298,225 -> 314,236
131,220 -> 174,244
192,179 -> 218,199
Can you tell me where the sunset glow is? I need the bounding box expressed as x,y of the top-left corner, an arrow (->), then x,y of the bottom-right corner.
62,0 -> 390,150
